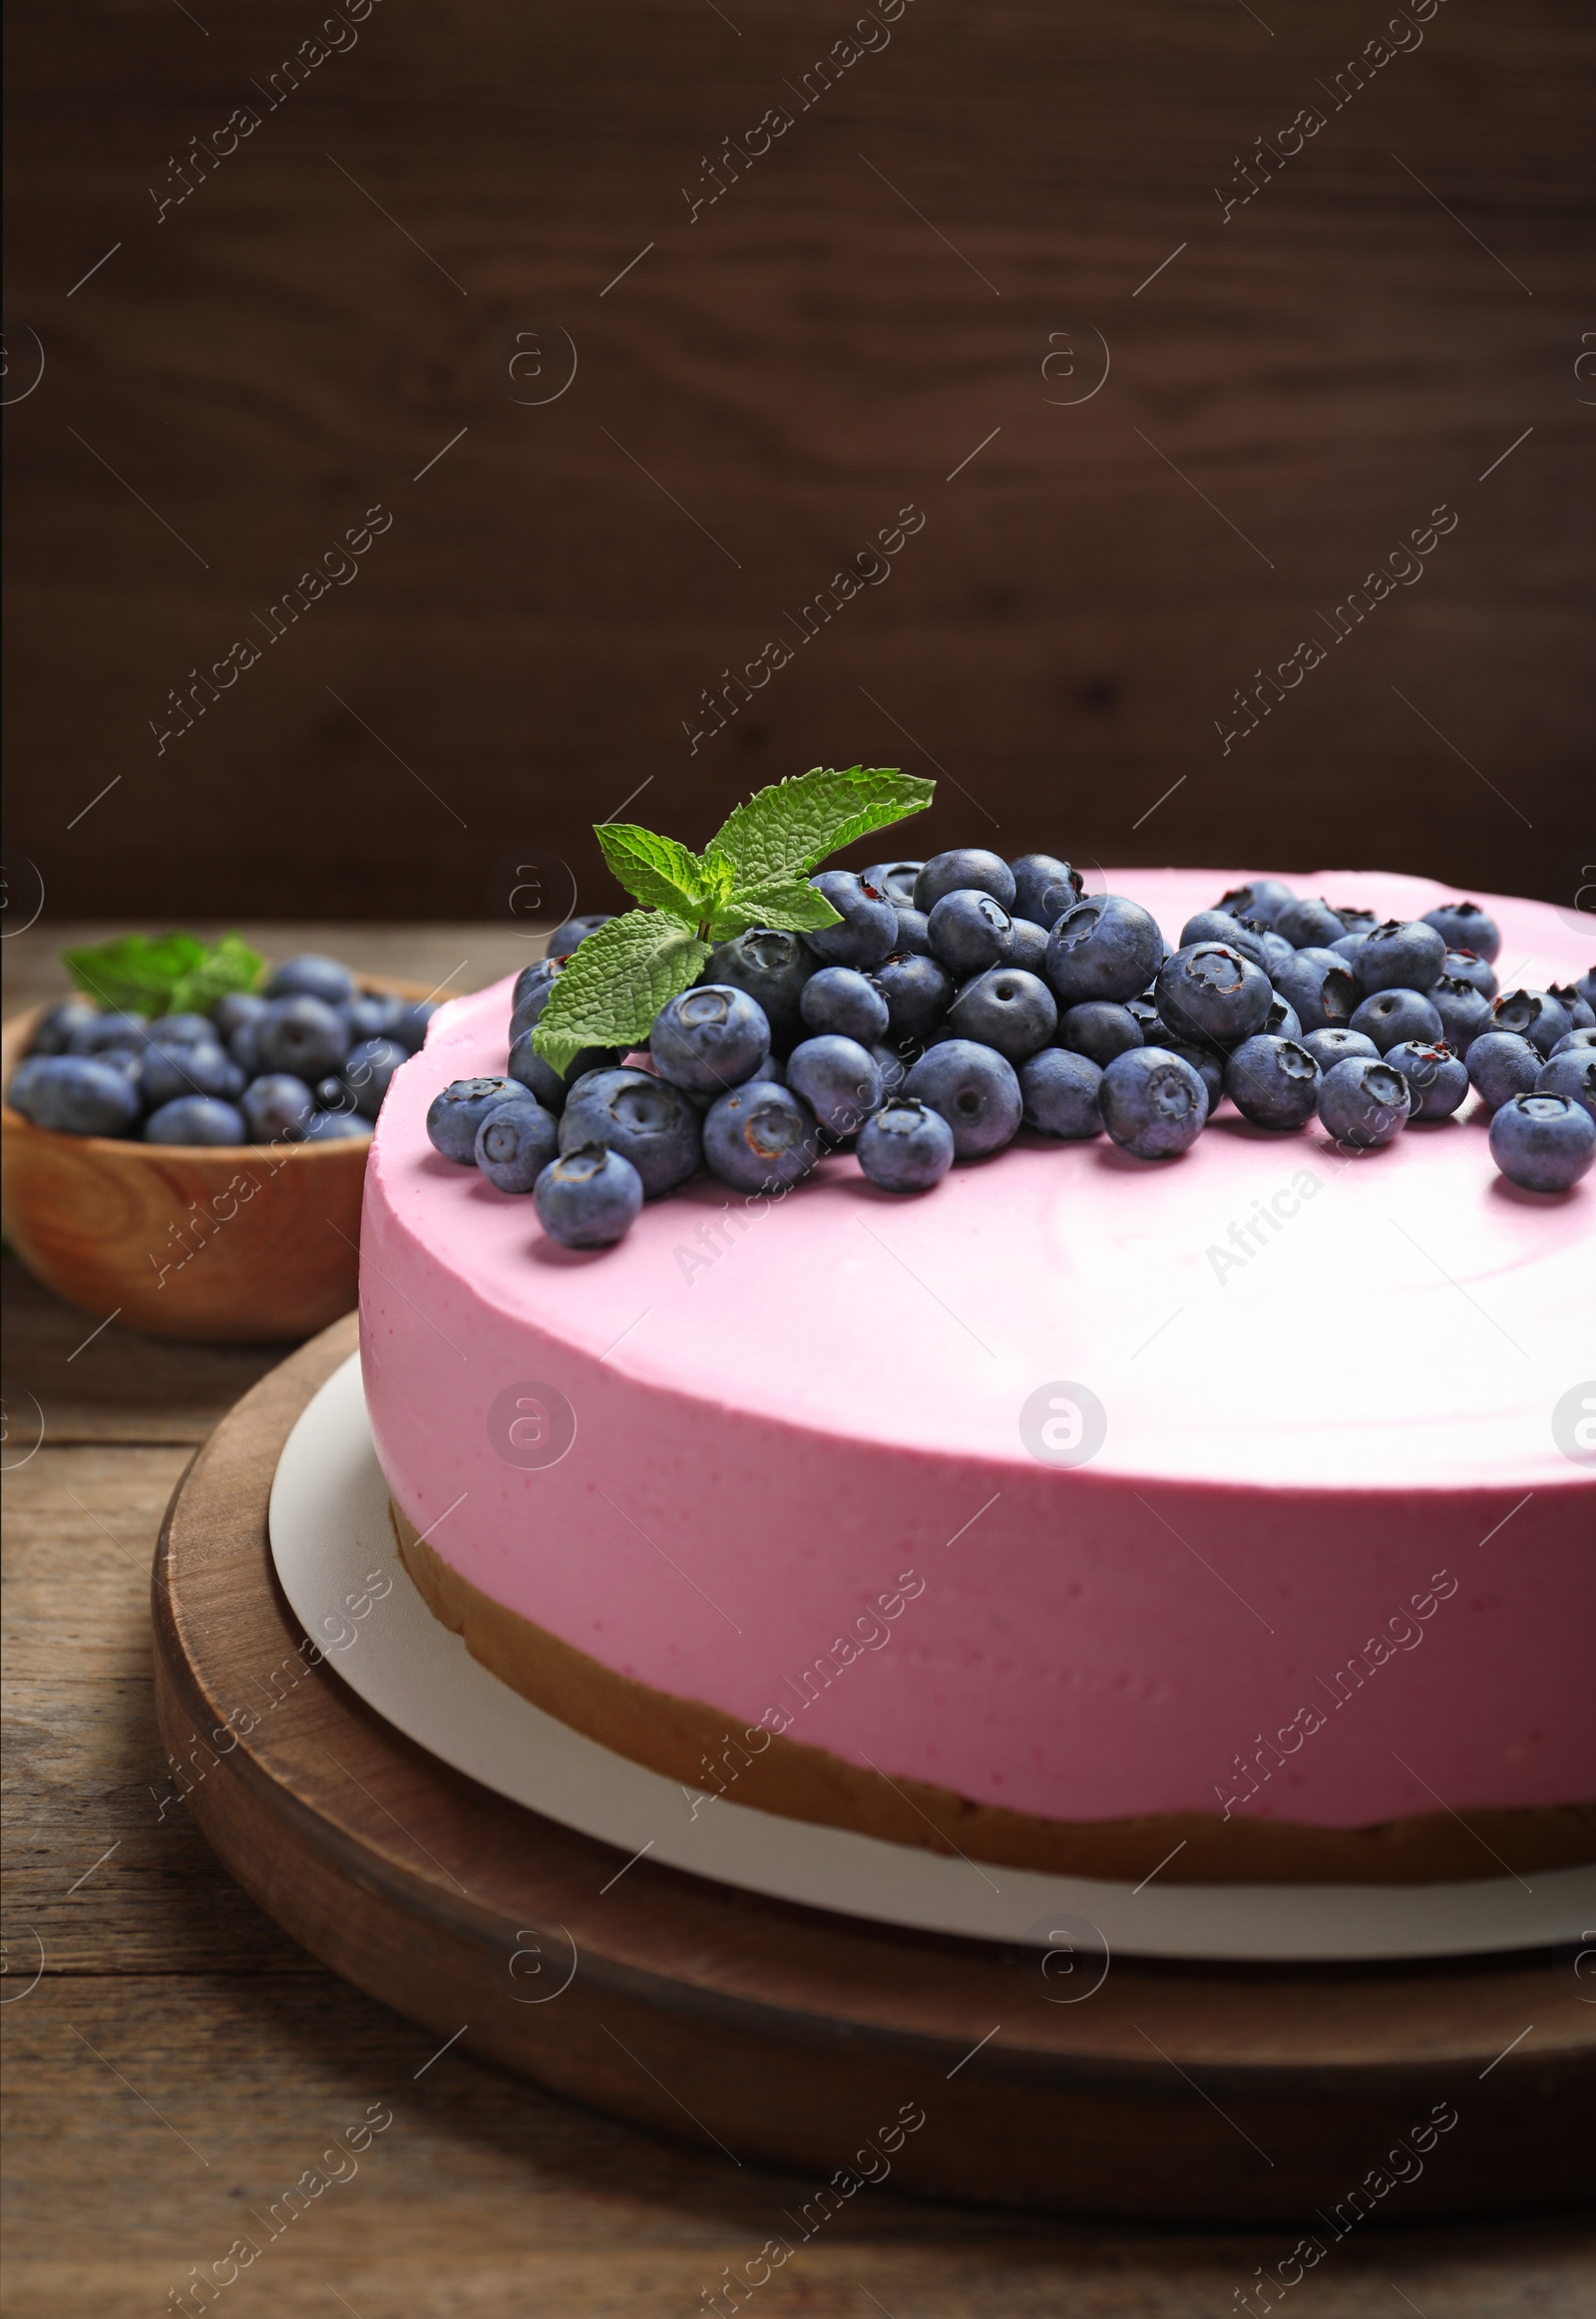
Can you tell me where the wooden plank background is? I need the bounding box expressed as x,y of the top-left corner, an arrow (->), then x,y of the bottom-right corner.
3,0 -> 1592,929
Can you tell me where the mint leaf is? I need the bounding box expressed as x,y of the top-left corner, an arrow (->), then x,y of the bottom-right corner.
63,930 -> 263,1018
596,824 -> 707,925
706,876 -> 844,943
704,766 -> 933,890
531,912 -> 709,1072
179,933 -> 263,1014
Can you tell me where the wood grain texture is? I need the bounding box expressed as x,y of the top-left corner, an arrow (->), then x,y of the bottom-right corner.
3,2 -> 1592,929
145,1315 -> 1596,2228
3,991 -> 1594,2313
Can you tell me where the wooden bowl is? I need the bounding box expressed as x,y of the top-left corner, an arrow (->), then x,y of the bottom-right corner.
1,977 -> 431,1343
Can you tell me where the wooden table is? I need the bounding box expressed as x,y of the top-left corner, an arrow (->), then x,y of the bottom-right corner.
4,932 -> 1593,2316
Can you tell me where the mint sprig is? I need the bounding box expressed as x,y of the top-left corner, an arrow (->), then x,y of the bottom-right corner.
63,930 -> 263,1019
533,764 -> 933,1071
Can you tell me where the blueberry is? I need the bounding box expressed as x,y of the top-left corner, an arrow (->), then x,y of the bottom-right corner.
568,1044 -> 624,1088
892,907 -> 932,957
227,1018 -> 264,1074
315,1074 -> 357,1114
1099,1047 -> 1209,1158
514,958 -> 560,1011
1331,930 -> 1370,973
534,1144 -> 644,1246
392,1000 -> 438,1053
255,994 -> 349,1079
510,966 -> 565,1043
1385,1041 -> 1469,1120
1490,988 -> 1573,1058
787,1035 -> 884,1137
869,1041 -> 911,1098
1274,898 -> 1346,950
67,1010 -> 149,1055
702,1080 -> 820,1191
1257,930 -> 1296,976
1548,980 -> 1595,1031
803,871 -> 899,967
1316,1056 -> 1410,1148
1224,1035 -> 1321,1129
651,984 -> 772,1094
928,889 -> 1012,980
903,1039 -> 1022,1159
559,1067 -> 702,1196
1577,967 -> 1596,1011
241,1073 -> 315,1141
703,930 -> 815,1054
145,1012 -> 215,1050
426,1075 -> 526,1164
799,966 -> 889,1046
875,952 -> 953,1043
1357,918 -> 1446,995
545,914 -> 611,954
474,1096 -> 560,1191
1008,853 -> 1083,928
1262,993 -> 1304,1040
300,1109 -> 371,1142
210,991 -> 268,1041
144,1097 -> 247,1145
1536,1049 -> 1596,1124
339,1035 -> 408,1120
1056,1000 -> 1142,1067
914,849 -> 1016,915
1429,976 -> 1494,1053
1018,1047 -> 1103,1139
1180,910 -> 1272,972
1440,950 -> 1498,999
1466,1031 -> 1542,1111
502,1034 -> 562,1113
1550,1025 -> 1596,1057
29,998 -> 102,1055
1349,987 -> 1444,1054
11,1055 -> 141,1136
856,1098 -> 956,1191
1003,917 -> 1050,973
1156,943 -> 1273,1044
947,967 -> 1057,1061
1272,948 -> 1360,1033
7,1057 -> 51,1115
859,861 -> 924,911
1421,901 -> 1501,964
1488,1093 -> 1595,1193
263,953 -> 354,1006
1161,1037 -> 1226,1113
1044,895 -> 1164,1004
1218,878 -> 1295,929
1317,1061 -> 1400,1150
1124,996 -> 1162,1035
344,992 -> 407,1043
138,1040 -> 235,1110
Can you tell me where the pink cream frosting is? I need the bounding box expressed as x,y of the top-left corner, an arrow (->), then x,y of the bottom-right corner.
360,872 -> 1596,1831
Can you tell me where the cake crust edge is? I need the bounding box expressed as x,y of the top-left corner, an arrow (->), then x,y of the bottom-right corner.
392,1505 -> 1595,1886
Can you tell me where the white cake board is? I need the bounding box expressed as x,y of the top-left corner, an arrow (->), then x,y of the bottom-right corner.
269,1355 -> 1594,1963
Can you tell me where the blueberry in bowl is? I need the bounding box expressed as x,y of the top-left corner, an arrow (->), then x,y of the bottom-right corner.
4,936 -> 436,1340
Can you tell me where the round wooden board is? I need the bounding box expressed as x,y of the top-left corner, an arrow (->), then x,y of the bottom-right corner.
153,1317 -> 1595,2224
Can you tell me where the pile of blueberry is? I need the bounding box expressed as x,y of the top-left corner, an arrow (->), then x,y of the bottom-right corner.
425,869 -> 1596,1247
10,955 -> 436,1146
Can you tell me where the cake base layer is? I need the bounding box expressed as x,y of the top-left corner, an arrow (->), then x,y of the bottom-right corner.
393,1508 -> 1596,1887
